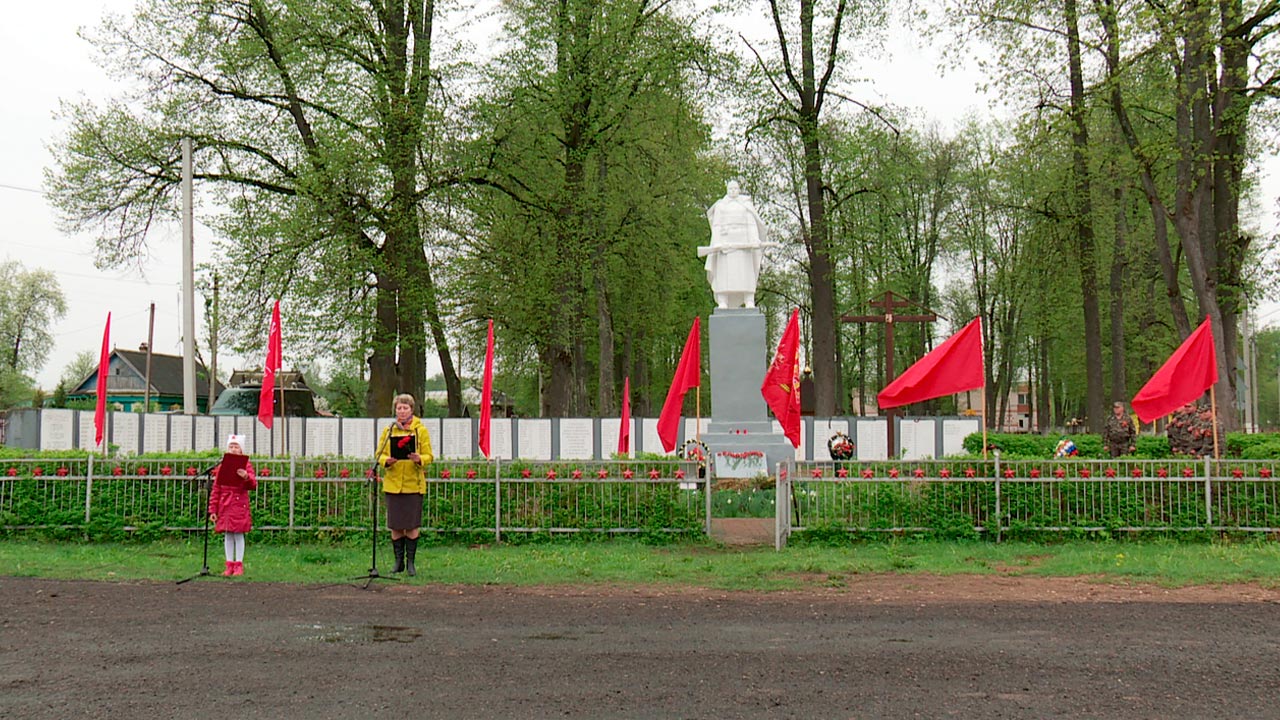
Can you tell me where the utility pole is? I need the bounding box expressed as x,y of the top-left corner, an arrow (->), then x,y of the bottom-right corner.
181,137 -> 197,414
144,303 -> 155,411
206,273 -> 219,411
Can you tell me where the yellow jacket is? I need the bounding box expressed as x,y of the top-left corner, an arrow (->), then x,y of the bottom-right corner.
377,417 -> 434,494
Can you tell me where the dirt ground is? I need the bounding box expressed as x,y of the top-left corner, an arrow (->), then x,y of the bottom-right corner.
3,574 -> 1278,719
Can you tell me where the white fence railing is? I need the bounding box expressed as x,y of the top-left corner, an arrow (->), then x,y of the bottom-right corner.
0,457 -> 708,538
774,456 -> 1280,548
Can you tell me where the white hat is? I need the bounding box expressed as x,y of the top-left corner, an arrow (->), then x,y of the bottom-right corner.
226,434 -> 247,450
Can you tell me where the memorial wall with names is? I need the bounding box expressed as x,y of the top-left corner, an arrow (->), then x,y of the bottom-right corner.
14,409 -> 983,463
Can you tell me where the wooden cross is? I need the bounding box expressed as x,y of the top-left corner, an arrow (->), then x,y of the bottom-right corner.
841,291 -> 938,457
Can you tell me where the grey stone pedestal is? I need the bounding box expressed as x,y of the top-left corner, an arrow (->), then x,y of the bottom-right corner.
702,309 -> 795,478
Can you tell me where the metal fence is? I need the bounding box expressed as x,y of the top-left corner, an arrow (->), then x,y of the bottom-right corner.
775,456 -> 1280,547
0,457 -> 708,538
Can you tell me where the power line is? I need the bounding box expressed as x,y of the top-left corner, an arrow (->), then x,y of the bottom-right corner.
0,182 -> 45,195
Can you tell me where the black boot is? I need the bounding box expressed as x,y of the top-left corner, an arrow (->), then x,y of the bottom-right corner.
391,537 -> 405,573
405,536 -> 418,577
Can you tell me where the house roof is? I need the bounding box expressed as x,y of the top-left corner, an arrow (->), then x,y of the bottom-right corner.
70,349 -> 225,397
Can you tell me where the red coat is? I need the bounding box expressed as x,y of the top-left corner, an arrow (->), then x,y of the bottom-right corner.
208,460 -> 257,533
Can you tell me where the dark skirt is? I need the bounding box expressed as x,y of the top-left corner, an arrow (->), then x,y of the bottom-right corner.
384,492 -> 424,531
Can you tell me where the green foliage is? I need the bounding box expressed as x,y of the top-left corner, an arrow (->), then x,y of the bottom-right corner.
312,365 -> 367,418
962,432 -> 1228,459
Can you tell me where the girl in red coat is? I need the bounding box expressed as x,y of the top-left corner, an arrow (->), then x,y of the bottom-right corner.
209,434 -> 257,577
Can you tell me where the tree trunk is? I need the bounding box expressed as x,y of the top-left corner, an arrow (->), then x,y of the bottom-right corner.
1065,0 -> 1106,432
1109,180 -> 1128,401
797,0 -> 838,416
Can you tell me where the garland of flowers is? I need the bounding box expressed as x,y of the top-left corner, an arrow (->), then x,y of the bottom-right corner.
827,430 -> 855,460
716,450 -> 764,459
681,439 -> 709,478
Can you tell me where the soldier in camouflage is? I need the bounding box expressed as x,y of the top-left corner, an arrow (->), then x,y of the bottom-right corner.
1102,401 -> 1136,457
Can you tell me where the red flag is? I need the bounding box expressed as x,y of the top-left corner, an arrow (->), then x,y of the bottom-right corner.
877,317 -> 984,410
657,317 -> 701,452
258,300 -> 282,429
94,313 -> 111,449
617,376 -> 631,456
761,308 -> 802,448
479,319 -> 495,458
1131,316 -> 1218,423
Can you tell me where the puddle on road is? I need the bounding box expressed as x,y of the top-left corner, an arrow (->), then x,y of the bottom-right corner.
301,624 -> 423,644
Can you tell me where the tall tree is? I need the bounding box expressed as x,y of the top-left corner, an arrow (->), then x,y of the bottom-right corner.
461,0 -> 716,416
745,0 -> 888,415
47,0 -> 464,415
0,261 -> 67,381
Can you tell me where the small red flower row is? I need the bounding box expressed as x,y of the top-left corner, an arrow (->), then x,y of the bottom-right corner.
805,466 -> 1278,479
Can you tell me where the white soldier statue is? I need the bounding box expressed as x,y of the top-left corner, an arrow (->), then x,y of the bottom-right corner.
699,180 -> 774,309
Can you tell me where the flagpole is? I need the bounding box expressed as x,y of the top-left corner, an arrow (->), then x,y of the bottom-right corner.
981,384 -> 988,461
1210,386 -> 1220,460
695,386 -> 701,442
279,385 -> 285,456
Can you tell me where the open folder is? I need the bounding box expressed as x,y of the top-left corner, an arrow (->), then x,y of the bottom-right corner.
215,453 -> 250,488
389,433 -> 416,460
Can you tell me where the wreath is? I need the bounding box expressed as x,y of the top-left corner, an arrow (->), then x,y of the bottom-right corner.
827,431 -> 855,461
681,439 -> 709,477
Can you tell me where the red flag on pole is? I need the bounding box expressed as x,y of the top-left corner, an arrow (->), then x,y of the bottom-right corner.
1131,316 -> 1218,424
257,300 -> 282,429
877,317 -> 984,410
94,313 -> 111,449
479,319 -> 495,458
760,308 -> 802,448
617,376 -> 631,456
657,317 -> 701,452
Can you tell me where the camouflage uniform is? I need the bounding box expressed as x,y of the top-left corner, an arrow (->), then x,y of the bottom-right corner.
1102,411 -> 1136,458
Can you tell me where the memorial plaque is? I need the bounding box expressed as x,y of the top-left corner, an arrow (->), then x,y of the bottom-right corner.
640,418 -> 672,455
236,422 -> 257,455
40,409 -> 75,451
342,419 -> 377,459
306,418 -> 341,457
713,449 -> 768,478
194,416 -> 218,451
518,419 -> 552,460
855,418 -> 888,461
77,412 -> 97,450
811,419 -> 850,462
942,418 -> 981,457
441,418 -> 471,459
169,415 -> 194,452
899,418 -> 937,460
113,413 -> 140,454
418,418 -> 441,459
559,418 -> 594,460
487,418 -> 513,460
600,419 -> 632,458
283,418 -> 304,456
142,414 -> 168,453
215,417 -> 237,448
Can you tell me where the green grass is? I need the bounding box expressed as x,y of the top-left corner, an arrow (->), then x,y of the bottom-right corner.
2,537 -> 1279,590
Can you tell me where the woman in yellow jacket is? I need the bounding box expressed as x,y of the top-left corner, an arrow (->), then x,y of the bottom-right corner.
377,393 -> 434,576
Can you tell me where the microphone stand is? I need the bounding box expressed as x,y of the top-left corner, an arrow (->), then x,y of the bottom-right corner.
177,463 -> 220,585
354,427 -> 396,589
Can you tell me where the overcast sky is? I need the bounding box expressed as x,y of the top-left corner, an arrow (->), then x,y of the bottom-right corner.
3,1 -> 1277,392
